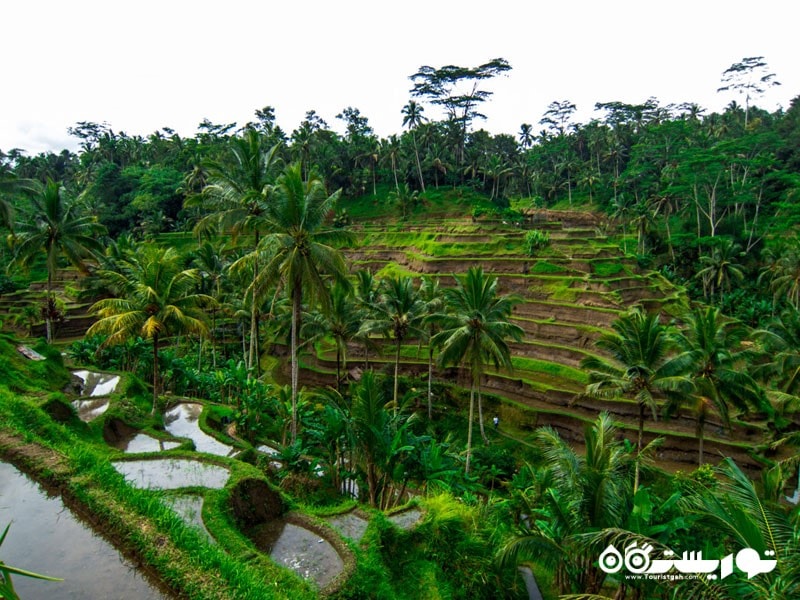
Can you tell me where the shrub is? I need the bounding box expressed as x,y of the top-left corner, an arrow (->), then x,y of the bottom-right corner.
524,229 -> 550,255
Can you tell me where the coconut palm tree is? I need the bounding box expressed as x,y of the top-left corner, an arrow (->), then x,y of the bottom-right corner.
303,280 -> 362,391
401,100 -> 427,192
241,162 -> 351,442
671,306 -> 765,464
676,458 -> 800,600
186,129 -> 281,370
581,308 -> 694,491
431,267 -> 523,474
11,180 -> 106,342
753,310 -> 800,396
87,245 -> 212,413
361,275 -> 425,414
696,239 -> 744,304
760,241 -> 800,311
419,277 -> 445,420
499,413 -> 635,596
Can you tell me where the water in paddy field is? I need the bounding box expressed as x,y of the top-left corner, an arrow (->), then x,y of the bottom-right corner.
249,520 -> 344,589
72,369 -> 121,397
112,458 -> 230,490
111,431 -> 182,453
70,370 -> 120,422
163,403 -> 237,456
0,461 -> 166,599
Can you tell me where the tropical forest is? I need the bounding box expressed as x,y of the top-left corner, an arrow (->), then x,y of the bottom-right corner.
1,57 -> 800,600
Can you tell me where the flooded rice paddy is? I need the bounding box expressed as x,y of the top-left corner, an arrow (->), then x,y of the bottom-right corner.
0,461 -> 165,599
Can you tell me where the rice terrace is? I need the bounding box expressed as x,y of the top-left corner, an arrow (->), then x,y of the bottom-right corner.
1,54 -> 799,600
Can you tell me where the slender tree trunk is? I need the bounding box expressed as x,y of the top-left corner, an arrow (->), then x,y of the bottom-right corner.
465,381 -> 476,475
249,232 -> 260,374
151,334 -> 159,415
336,344 -> 342,392
697,417 -> 705,465
428,345 -> 434,420
634,402 -> 644,493
413,135 -> 425,193
290,283 -> 301,443
393,339 -> 401,416
45,268 -> 53,344
478,385 -> 487,443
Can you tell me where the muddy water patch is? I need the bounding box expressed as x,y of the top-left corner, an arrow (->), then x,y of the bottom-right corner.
0,461 -> 165,599
250,521 -> 344,589
113,458 -> 229,490
164,403 -> 236,456
325,511 -> 369,542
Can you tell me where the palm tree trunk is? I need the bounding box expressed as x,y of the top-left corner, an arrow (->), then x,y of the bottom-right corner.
465,382 -> 475,475
412,134 -> 425,193
478,386 -> 488,443
151,334 -> 159,415
697,418 -> 705,465
249,233 -> 260,374
635,402 -> 644,493
336,344 -> 342,392
290,282 -> 301,443
428,345 -> 434,420
393,340 -> 401,416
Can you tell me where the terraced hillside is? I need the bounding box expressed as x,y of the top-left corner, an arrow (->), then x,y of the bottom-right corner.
305,210 -> 771,472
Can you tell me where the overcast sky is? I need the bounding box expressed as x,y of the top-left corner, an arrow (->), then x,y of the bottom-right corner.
3,0 -> 797,156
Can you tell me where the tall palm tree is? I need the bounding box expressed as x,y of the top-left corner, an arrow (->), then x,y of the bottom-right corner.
581,308 -> 693,491
401,100 -> 426,192
696,239 -> 744,304
431,267 -> 523,474
518,123 -> 534,150
304,280 -> 361,390
11,180 -> 106,342
186,130 -> 281,370
354,269 -> 380,368
87,245 -> 211,413
242,162 -> 351,442
361,276 -> 425,414
672,306 -> 764,464
419,277 -> 445,420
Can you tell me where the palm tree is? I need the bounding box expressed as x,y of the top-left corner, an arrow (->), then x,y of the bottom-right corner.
419,277 -> 445,420
361,276 -> 425,414
696,239 -> 744,304
401,100 -> 426,192
242,162 -> 351,442
87,245 -> 211,413
753,310 -> 800,395
672,306 -> 764,464
518,123 -> 534,150
499,413 -> 635,595
431,267 -> 523,474
186,129 -> 281,370
0,172 -> 39,231
677,458 -> 800,599
354,269 -> 380,368
760,241 -> 800,311
581,308 -> 693,491
304,280 -> 361,390
11,180 -> 106,342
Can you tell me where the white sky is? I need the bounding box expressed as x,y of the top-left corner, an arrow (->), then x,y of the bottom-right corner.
3,0 -> 797,156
